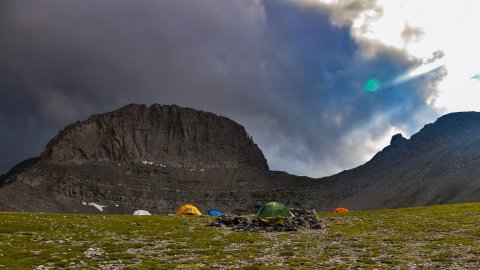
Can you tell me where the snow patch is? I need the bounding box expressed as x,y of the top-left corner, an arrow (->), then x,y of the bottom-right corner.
88,202 -> 107,212
82,202 -> 87,206
142,161 -> 167,167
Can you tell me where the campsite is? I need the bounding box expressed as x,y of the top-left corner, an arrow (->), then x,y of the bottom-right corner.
3,0 -> 480,269
1,202 -> 480,269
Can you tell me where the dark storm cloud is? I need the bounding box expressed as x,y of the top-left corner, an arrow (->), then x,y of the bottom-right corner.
0,0 -> 443,176
309,0 -> 382,27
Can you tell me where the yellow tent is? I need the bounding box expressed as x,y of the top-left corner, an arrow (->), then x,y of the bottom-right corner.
176,204 -> 202,216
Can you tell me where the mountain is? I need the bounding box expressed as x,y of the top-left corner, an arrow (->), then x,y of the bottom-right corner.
41,104 -> 268,170
322,112 -> 480,210
0,104 -> 315,213
1,104 -> 480,214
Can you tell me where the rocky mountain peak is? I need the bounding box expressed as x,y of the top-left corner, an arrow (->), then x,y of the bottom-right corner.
41,104 -> 268,170
390,133 -> 407,145
412,112 -> 480,142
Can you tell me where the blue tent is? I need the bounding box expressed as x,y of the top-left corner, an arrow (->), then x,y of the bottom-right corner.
208,209 -> 224,216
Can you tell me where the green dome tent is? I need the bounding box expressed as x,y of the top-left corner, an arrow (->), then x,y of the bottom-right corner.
256,202 -> 294,219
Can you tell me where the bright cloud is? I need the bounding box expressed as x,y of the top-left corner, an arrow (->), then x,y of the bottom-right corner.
312,0 -> 480,113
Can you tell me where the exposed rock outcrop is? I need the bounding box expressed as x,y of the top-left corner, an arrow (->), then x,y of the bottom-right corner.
42,104 -> 268,170
390,133 -> 407,145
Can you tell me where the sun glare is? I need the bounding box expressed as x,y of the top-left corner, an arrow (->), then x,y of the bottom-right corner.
364,78 -> 381,92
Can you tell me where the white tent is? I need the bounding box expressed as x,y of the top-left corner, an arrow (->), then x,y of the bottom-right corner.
133,210 -> 152,215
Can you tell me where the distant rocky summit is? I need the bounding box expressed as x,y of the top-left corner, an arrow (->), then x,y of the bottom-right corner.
318,112 -> 480,210
1,105 -> 480,214
390,133 -> 407,145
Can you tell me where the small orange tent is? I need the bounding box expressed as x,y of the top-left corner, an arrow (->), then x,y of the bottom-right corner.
334,207 -> 349,213
176,204 -> 202,216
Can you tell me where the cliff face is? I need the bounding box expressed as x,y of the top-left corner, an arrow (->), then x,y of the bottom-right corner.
42,104 -> 268,170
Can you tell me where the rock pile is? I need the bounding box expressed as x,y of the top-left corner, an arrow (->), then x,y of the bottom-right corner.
209,209 -> 324,232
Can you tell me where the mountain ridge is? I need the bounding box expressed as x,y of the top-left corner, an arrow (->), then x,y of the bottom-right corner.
1,105 -> 480,213
321,111 -> 480,209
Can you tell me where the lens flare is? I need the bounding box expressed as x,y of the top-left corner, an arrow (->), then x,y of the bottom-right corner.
392,58 -> 445,86
364,78 -> 381,92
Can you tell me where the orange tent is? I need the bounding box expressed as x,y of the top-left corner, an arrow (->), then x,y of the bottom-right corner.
334,207 -> 349,213
176,204 -> 202,216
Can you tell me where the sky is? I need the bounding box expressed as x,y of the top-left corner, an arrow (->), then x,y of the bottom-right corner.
1,0 -> 479,177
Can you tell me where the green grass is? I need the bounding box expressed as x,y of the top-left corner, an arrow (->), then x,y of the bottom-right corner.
1,202 -> 480,269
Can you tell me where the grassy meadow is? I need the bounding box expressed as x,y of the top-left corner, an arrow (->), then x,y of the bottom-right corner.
1,202 -> 480,269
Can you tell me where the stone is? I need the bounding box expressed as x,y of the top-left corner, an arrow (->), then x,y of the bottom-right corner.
209,209 -> 324,232
83,247 -> 104,258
